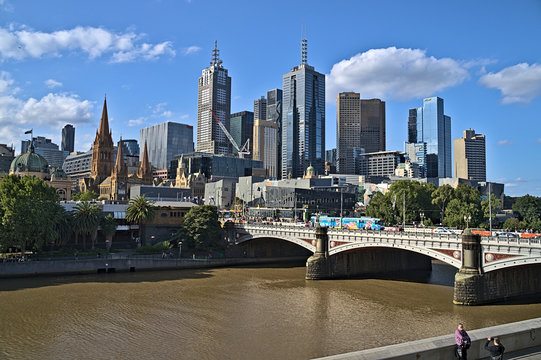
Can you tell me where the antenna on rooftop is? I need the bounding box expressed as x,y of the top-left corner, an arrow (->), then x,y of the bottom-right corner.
301,25 -> 308,65
211,40 -> 222,67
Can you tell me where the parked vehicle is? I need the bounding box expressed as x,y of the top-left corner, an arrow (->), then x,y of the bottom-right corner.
495,232 -> 518,238
434,227 -> 454,235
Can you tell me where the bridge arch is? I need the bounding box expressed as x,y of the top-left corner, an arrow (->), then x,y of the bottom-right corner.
328,242 -> 462,268
236,234 -> 316,253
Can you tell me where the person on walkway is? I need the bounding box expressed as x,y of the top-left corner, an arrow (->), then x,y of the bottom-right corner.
485,337 -> 505,360
455,322 -> 471,359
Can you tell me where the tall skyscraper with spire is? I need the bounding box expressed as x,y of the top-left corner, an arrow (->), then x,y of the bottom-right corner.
281,39 -> 325,179
196,41 -> 232,155
90,97 -> 114,183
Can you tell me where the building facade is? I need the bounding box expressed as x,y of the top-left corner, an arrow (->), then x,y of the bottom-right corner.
229,111 -> 254,157
196,41 -> 232,155
61,124 -> 75,153
21,136 -> 69,169
454,128 -> 486,182
122,139 -> 139,157
266,88 -> 282,178
140,121 -> 194,170
404,142 -> 427,177
336,93 -> 385,174
254,96 -> 267,121
359,150 -> 405,177
170,152 -> 264,180
408,97 -> 452,178
282,39 -> 325,179
253,118 -> 279,178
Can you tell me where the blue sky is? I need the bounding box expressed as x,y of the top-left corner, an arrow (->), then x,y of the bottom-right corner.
1,0 -> 540,196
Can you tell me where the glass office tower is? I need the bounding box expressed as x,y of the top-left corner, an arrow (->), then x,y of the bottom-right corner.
140,121 -> 194,169
408,97 -> 451,178
281,40 -> 325,179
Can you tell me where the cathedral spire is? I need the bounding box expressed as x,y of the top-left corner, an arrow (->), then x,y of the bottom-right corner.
98,97 -> 110,137
112,138 -> 127,178
137,141 -> 152,184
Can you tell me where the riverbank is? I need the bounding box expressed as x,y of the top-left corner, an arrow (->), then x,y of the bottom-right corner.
316,317 -> 541,360
0,256 -> 308,278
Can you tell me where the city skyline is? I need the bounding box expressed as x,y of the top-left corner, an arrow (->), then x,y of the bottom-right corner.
0,0 -> 540,196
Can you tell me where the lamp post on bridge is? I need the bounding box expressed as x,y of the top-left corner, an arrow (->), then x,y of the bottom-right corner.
420,212 -> 425,227
464,215 -> 471,229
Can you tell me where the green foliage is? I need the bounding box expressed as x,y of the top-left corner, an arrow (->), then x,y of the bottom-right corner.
481,194 -> 502,224
512,195 -> 541,224
101,214 -> 117,237
135,241 -> 171,255
503,217 -> 520,230
175,205 -> 223,253
71,190 -> 98,201
0,175 -> 63,252
443,184 -> 482,227
53,209 -> 74,247
431,184 -> 455,223
365,192 -> 395,225
73,201 -> 102,250
126,195 -> 155,245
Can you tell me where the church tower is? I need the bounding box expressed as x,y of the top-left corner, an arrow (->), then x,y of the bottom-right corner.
111,138 -> 128,200
137,141 -> 153,185
90,97 -> 114,183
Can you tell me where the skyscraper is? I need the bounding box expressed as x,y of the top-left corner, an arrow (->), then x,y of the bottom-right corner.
254,96 -> 267,121
61,124 -> 75,153
140,121 -> 194,170
454,129 -> 486,181
281,39 -> 325,179
253,117 -> 279,178
196,41 -> 232,155
408,97 -> 452,178
266,88 -> 282,178
229,111 -> 254,158
336,93 -> 385,174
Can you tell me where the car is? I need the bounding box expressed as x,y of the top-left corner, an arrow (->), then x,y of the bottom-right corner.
434,227 -> 454,235
495,232 -> 518,238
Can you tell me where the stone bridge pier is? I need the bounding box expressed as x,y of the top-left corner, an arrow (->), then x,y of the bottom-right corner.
454,229 -> 541,305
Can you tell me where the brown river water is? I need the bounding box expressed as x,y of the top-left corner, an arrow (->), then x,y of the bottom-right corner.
1,262 -> 541,360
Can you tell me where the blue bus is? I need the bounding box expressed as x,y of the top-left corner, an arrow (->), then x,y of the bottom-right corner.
311,216 -> 383,230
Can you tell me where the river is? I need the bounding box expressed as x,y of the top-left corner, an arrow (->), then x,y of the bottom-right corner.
1,262 -> 541,359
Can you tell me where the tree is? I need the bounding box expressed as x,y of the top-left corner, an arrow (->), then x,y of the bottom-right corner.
512,195 -> 541,224
365,192 -> 395,225
53,209 -> 74,247
126,195 -> 155,246
0,175 -> 62,253
176,205 -> 223,253
481,194 -> 502,225
73,201 -> 102,250
443,184 -> 482,228
503,217 -> 520,231
101,214 -> 117,251
72,190 -> 98,201
432,185 -> 455,224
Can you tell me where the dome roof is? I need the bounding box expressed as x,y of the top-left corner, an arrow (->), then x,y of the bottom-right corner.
9,144 -> 49,174
51,167 -> 67,179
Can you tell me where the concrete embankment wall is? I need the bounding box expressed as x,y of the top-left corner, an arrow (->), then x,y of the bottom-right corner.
315,317 -> 541,360
0,256 -> 307,278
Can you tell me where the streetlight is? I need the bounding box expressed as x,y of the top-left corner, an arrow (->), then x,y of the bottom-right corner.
420,212 -> 425,227
464,215 -> 472,229
178,241 -> 182,259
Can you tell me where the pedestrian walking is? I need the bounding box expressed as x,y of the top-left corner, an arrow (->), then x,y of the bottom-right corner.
485,337 -> 505,360
455,322 -> 471,359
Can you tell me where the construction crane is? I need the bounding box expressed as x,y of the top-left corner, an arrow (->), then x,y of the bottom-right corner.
209,108 -> 250,158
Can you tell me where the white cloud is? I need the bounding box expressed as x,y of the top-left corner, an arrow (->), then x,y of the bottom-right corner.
505,183 -> 518,188
538,138 -> 541,144
0,26 -> 175,62
180,114 -> 189,119
479,63 -> 541,104
128,117 -> 145,127
326,47 -> 469,102
496,139 -> 514,146
0,71 -> 93,145
44,79 -> 62,89
183,45 -> 201,55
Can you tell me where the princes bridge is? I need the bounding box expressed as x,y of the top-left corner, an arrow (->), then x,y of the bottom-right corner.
226,223 -> 541,305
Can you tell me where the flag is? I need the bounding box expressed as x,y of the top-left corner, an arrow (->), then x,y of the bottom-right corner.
24,129 -> 32,134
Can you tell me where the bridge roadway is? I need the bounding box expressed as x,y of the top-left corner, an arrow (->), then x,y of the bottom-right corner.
232,223 -> 541,272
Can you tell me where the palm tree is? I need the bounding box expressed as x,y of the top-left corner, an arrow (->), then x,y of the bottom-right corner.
73,201 -> 102,250
101,214 -> 117,251
126,195 -> 155,246
54,209 -> 74,247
